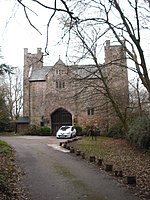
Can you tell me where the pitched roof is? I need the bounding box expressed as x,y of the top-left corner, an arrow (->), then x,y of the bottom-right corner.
29,66 -> 51,81
16,117 -> 29,124
29,59 -> 66,81
29,59 -> 99,81
69,64 -> 99,79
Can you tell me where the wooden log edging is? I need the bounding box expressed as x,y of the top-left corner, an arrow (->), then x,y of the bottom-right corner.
105,164 -> 113,172
81,152 -> 85,159
61,140 -> 137,187
126,176 -> 136,185
70,147 -> 75,153
63,142 -> 68,148
114,170 -> 123,177
76,150 -> 81,156
89,156 -> 96,162
97,158 -> 103,166
59,142 -> 64,146
66,146 -> 70,150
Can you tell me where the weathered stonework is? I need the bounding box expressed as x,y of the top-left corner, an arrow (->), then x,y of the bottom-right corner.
23,40 -> 128,134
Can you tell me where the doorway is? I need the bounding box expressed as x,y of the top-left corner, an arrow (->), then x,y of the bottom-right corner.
51,108 -> 72,135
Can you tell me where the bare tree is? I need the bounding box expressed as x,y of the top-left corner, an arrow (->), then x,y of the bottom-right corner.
0,47 -> 13,129
129,78 -> 149,116
16,0 -> 150,132
17,0 -> 150,99
62,0 -> 150,97
59,0 -> 150,132
0,89 -> 10,131
3,68 -> 23,120
66,27 -> 129,132
17,0 -> 78,54
103,0 -> 150,100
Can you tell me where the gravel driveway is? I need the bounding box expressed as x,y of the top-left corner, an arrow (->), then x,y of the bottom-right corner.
0,136 -> 140,200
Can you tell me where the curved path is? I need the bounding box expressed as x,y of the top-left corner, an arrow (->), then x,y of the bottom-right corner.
0,136 -> 140,200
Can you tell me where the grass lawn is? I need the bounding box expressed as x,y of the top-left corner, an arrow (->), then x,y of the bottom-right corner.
71,136 -> 150,200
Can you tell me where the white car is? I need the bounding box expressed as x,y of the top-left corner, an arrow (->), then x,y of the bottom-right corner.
56,126 -> 76,139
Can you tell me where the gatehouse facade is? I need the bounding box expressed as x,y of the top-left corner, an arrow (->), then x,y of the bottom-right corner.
23,40 -> 128,134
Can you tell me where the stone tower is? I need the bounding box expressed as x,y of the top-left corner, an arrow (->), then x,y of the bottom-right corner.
104,40 -> 128,84
104,40 -> 129,126
23,48 -> 43,117
104,40 -> 128,104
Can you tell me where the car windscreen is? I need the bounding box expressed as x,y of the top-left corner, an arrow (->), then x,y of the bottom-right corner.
60,126 -> 70,131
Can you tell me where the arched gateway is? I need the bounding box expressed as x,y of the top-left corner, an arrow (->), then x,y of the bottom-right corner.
51,108 -> 72,135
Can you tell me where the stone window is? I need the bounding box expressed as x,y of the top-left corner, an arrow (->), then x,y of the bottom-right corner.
87,107 -> 94,116
56,81 -> 65,89
55,70 -> 64,75
60,70 -> 64,75
56,70 -> 58,75
28,66 -> 32,78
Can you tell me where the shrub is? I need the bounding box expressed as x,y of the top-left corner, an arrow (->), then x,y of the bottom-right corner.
106,125 -> 125,139
128,115 -> 150,150
27,125 -> 40,135
28,125 -> 51,136
74,124 -> 83,136
4,122 -> 15,132
0,122 -> 13,132
38,126 -> 51,136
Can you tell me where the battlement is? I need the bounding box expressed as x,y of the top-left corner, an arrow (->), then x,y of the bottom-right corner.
24,48 -> 42,57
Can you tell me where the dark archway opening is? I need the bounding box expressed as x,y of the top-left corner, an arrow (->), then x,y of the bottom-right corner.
51,108 -> 72,135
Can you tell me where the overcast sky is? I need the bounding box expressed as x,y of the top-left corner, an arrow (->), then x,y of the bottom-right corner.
0,0 -> 67,69
0,0 -> 150,80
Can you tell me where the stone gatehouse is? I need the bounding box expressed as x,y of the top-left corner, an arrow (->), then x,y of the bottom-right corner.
23,40 -> 128,134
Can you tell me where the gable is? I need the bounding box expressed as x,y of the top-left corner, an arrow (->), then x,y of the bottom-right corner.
52,58 -> 68,73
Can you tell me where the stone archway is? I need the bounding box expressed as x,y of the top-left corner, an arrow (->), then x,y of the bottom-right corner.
51,108 -> 72,135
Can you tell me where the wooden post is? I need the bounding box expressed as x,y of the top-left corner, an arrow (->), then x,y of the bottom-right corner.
63,142 -> 67,148
97,159 -> 103,166
127,176 -> 136,185
60,142 -> 63,146
89,156 -> 96,162
105,164 -> 113,172
81,152 -> 85,159
70,147 -> 75,153
114,170 -> 123,177
76,150 -> 81,156
114,170 -> 118,176
118,170 -> 123,177
66,146 -> 70,150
